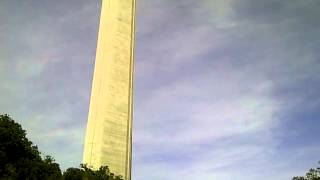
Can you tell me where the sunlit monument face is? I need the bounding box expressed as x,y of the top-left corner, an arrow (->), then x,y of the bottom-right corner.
83,0 -> 135,179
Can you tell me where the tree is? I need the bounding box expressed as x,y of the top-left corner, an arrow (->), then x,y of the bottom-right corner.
293,162 -> 320,180
42,156 -> 63,179
62,167 -> 83,180
0,114 -> 123,180
0,114 -> 62,179
62,164 -> 123,180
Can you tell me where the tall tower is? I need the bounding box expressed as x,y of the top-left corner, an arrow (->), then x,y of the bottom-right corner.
83,0 -> 135,179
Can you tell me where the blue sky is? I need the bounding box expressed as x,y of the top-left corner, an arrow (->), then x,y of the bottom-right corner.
1,0 -> 320,179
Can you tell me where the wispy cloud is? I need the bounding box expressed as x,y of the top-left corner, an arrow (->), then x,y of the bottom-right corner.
133,0 -> 320,179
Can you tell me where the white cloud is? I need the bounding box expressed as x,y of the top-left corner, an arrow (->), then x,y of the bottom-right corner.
133,1 -> 320,179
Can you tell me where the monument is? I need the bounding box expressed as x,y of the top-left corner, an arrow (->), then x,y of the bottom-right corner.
83,0 -> 136,180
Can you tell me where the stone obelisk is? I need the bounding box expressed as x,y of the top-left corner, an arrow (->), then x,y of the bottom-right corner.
83,0 -> 135,179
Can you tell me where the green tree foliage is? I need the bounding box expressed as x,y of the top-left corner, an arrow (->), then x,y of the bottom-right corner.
293,162 -> 320,180
0,114 -> 62,179
0,114 -> 123,180
63,164 -> 123,180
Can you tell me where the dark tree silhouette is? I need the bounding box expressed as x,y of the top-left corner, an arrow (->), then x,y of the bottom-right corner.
0,114 -> 123,180
293,162 -> 320,180
63,164 -> 123,180
0,114 -> 62,179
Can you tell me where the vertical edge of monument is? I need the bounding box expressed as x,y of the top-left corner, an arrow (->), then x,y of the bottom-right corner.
127,0 -> 136,179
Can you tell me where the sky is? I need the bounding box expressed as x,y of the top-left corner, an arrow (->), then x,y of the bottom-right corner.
0,0 -> 320,179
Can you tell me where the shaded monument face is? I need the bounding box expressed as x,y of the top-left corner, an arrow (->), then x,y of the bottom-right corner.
83,0 -> 135,179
